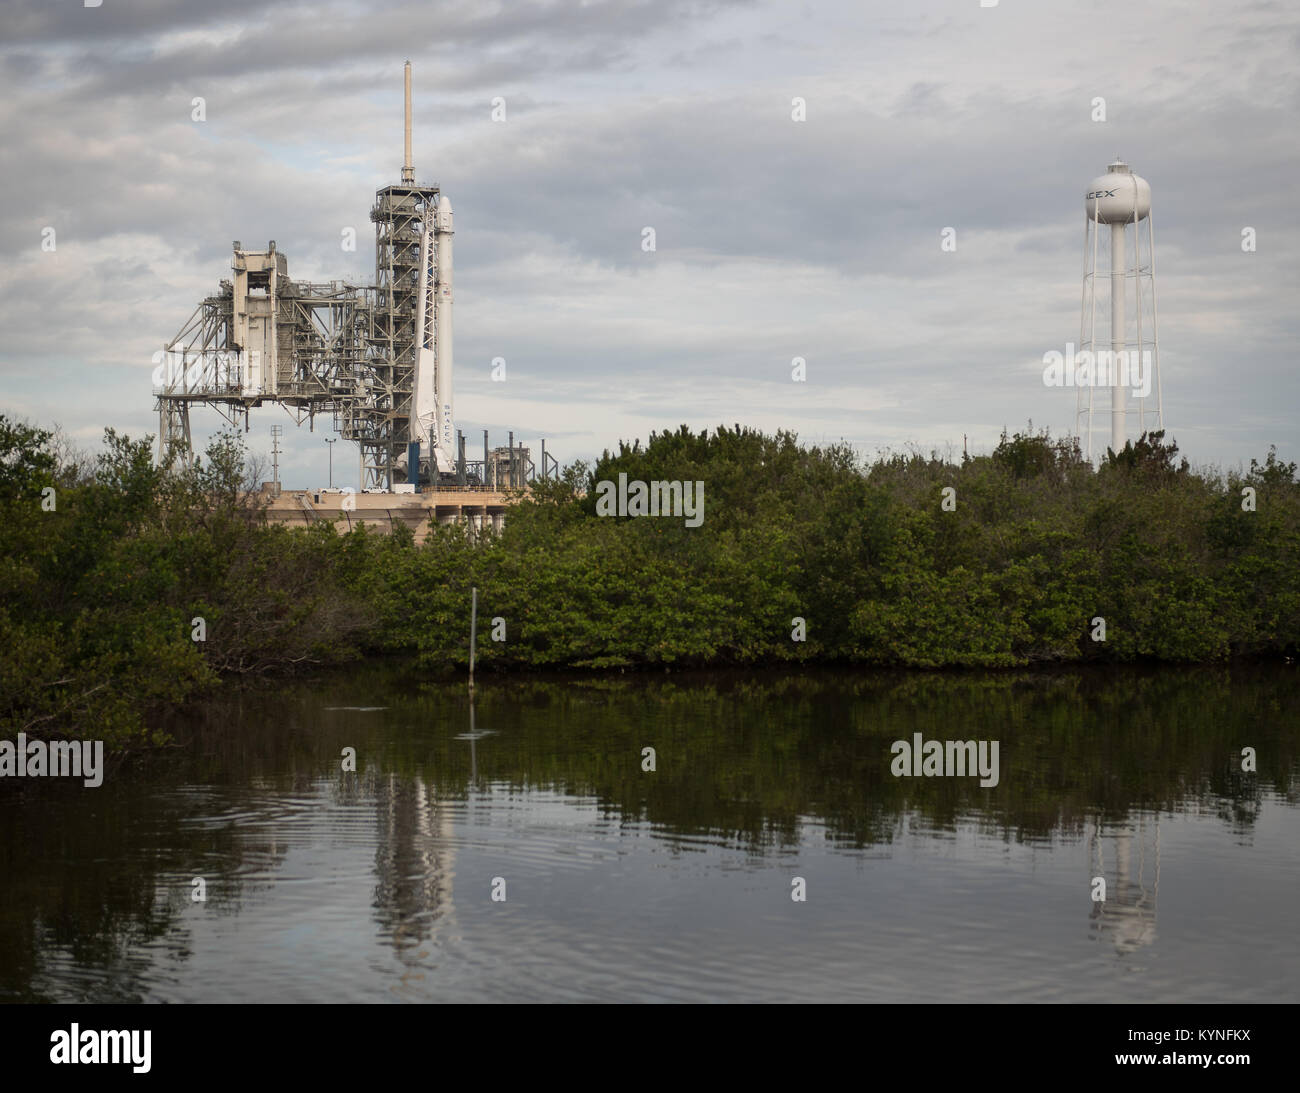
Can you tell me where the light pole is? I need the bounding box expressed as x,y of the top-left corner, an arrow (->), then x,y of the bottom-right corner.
324,437 -> 336,488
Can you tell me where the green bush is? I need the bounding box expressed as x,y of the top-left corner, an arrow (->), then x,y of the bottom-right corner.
3,415 -> 1297,750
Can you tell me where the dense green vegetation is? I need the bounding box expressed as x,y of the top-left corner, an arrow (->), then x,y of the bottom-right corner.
0,417 -> 369,748
2,415 -> 1297,748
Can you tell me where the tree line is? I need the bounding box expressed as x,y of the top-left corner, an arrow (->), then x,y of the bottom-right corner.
2,415 -> 1296,748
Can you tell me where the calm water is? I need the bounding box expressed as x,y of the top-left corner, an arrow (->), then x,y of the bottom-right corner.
2,664 -> 1297,1003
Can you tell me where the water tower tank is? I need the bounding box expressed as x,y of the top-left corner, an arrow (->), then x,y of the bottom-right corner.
1085,160 -> 1151,224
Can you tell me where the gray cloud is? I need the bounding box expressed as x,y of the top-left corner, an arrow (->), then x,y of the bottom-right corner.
1,0 -> 1296,487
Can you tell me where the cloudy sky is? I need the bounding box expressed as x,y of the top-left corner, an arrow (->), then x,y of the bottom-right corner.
2,0 -> 1296,488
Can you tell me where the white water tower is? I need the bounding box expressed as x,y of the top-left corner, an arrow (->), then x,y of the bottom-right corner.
1078,160 -> 1163,458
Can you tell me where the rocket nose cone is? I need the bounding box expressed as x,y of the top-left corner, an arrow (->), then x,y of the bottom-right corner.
438,195 -> 452,213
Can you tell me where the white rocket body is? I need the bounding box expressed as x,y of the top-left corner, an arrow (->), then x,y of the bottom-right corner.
433,195 -> 454,471
410,195 -> 455,477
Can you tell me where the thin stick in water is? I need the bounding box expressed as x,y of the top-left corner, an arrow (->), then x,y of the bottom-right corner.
468,585 -> 478,692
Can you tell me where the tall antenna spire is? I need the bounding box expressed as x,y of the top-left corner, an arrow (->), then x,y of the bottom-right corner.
402,61 -> 414,184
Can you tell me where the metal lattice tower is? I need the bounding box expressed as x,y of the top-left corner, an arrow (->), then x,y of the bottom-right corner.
339,182 -> 440,489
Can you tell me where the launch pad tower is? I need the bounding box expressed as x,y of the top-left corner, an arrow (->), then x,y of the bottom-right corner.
154,63 -> 455,491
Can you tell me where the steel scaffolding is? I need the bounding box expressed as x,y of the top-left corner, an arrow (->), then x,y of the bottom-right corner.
155,184 -> 439,490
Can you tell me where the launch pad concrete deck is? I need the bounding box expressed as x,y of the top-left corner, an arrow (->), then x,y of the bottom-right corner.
263,487 -> 518,545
